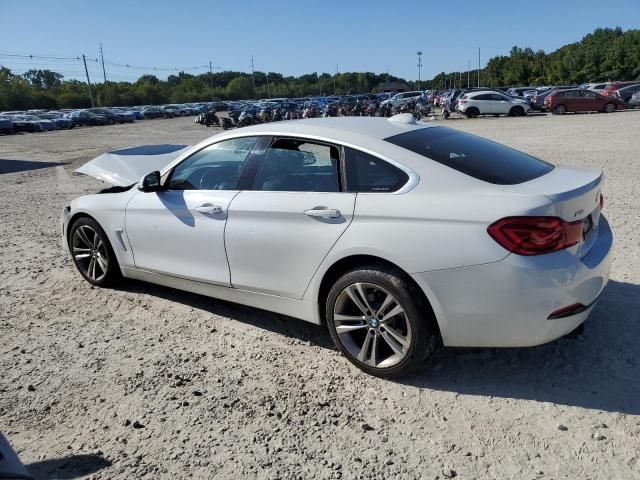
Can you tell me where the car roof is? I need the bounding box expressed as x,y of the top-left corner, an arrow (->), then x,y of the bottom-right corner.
224,116 -> 435,143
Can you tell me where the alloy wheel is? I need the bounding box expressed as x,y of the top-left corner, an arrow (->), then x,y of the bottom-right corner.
72,225 -> 108,282
332,282 -> 412,369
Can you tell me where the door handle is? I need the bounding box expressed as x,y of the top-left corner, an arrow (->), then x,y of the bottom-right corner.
304,207 -> 341,218
195,204 -> 223,214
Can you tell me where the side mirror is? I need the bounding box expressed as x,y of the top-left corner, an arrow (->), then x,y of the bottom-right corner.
138,171 -> 163,192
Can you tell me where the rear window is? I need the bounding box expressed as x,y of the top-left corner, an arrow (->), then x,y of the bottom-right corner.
385,127 -> 554,185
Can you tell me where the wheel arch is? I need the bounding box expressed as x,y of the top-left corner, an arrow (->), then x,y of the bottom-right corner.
314,254 -> 443,342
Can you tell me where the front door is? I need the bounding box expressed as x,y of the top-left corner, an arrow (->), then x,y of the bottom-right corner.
124,136 -> 259,285
225,137 -> 356,299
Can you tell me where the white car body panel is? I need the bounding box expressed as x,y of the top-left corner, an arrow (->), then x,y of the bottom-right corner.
125,189 -> 239,285
62,117 -> 613,347
225,191 -> 356,298
75,144 -> 190,186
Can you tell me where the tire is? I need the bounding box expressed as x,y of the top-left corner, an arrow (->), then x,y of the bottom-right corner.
553,104 -> 567,115
68,217 -> 121,287
325,265 -> 438,377
603,103 -> 615,113
107,118 -> 115,125
509,106 -> 525,117
180,112 -> 186,117
465,107 -> 479,118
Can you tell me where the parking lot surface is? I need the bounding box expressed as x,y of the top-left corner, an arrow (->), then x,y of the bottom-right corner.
1,113 -> 639,479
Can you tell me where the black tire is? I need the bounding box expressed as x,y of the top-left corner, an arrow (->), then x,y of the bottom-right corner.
509,106 -> 525,117
465,107 -> 479,118
603,103 -> 615,113
553,104 -> 567,115
107,118 -> 115,125
68,216 -> 121,287
325,265 -> 438,377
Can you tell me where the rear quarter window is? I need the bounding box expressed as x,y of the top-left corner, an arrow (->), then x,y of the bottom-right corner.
385,127 -> 554,185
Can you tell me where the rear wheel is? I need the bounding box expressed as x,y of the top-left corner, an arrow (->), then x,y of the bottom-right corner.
326,266 -> 437,377
69,217 -> 121,287
465,107 -> 479,118
510,106 -> 525,117
603,103 -> 615,113
553,104 -> 567,115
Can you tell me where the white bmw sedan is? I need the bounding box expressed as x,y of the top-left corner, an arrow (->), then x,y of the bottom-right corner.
62,115 -> 613,377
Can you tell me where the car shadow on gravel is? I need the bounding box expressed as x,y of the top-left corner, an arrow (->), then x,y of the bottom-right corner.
117,279 -> 335,349
26,453 -> 111,479
0,159 -> 69,174
400,280 -> 640,415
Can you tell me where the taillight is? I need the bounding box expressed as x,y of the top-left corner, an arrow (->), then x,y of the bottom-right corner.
488,216 -> 583,256
599,193 -> 604,209
458,99 -> 467,104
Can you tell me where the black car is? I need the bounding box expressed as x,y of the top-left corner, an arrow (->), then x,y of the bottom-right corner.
86,108 -> 124,125
141,107 -> 170,119
615,84 -> 640,107
6,115 -> 41,133
68,111 -> 108,127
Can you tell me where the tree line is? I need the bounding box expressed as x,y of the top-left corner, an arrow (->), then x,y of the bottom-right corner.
1,27 -> 639,111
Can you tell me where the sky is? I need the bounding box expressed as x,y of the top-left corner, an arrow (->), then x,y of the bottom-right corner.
1,0 -> 639,83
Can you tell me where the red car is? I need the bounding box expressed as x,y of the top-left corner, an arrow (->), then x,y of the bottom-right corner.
544,89 -> 624,115
601,81 -> 639,97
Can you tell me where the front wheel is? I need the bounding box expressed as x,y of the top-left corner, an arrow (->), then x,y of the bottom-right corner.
326,266 -> 437,377
68,217 -> 121,287
603,103 -> 615,113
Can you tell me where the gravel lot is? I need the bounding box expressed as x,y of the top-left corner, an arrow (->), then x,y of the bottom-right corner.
1,113 -> 639,480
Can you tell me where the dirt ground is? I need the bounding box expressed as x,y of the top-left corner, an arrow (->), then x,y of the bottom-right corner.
1,112 -> 639,480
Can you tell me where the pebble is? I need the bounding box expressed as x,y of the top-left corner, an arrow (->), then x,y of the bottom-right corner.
557,424 -> 568,431
27,385 -> 35,392
443,467 -> 457,478
361,423 -> 375,432
133,420 -> 145,429
592,433 -> 606,441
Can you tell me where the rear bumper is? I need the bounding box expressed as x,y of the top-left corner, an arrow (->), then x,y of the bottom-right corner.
412,215 -> 613,347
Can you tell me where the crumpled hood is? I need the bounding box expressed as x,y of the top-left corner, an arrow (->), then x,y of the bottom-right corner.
74,144 -> 190,186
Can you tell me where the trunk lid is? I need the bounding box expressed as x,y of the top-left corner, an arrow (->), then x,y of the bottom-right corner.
74,144 -> 189,186
503,166 -> 603,258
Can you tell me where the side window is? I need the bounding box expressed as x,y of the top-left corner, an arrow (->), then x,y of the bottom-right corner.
490,94 -> 506,101
474,94 -> 492,101
582,91 -> 596,98
168,136 -> 258,190
254,138 -> 340,192
344,147 -> 409,193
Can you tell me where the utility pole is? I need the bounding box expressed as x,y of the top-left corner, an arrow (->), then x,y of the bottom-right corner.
209,60 -> 214,101
266,72 -> 271,99
417,51 -> 423,90
478,47 -> 481,87
467,59 -> 470,88
250,56 -> 256,91
334,64 -> 337,95
82,54 -> 95,107
99,43 -> 107,83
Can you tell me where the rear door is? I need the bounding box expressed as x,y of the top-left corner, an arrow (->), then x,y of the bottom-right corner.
225,137 -> 356,298
581,90 -> 600,111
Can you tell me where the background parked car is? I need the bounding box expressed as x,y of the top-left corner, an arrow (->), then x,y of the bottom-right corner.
629,90 -> 640,108
7,115 -> 43,133
141,106 -> 171,119
544,89 -> 624,114
614,83 -> 640,107
67,110 -> 108,127
457,91 -> 530,118
34,112 -> 73,129
0,116 -> 14,134
384,91 -> 424,108
601,81 -> 639,97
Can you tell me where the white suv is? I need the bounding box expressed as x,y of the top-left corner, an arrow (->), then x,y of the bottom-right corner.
456,90 -> 530,118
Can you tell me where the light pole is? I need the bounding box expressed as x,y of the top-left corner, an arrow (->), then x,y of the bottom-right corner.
417,51 -> 423,90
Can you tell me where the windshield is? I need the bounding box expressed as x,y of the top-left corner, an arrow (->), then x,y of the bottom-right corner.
385,126 -> 554,185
